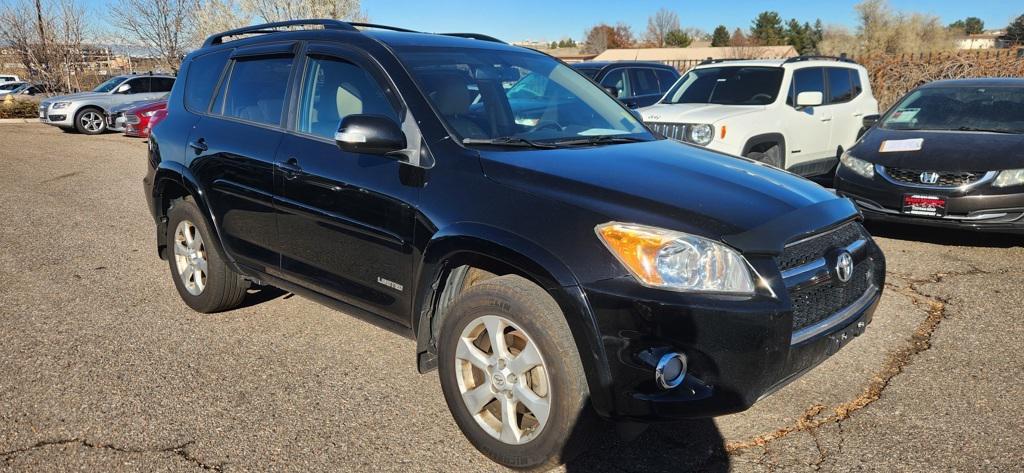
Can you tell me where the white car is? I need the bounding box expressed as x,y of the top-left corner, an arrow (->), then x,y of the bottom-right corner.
0,74 -> 20,83
640,57 -> 879,177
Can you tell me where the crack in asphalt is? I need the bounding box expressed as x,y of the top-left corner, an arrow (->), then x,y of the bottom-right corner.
723,267 -> 969,457
0,438 -> 223,471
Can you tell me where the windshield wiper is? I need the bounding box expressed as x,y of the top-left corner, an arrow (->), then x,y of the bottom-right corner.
955,126 -> 1017,134
462,137 -> 560,149
552,135 -> 648,146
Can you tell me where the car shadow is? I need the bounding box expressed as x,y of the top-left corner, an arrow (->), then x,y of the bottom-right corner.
864,221 -> 1022,249
235,285 -> 289,309
564,417 -> 728,472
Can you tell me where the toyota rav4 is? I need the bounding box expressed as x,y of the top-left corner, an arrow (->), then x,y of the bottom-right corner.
144,20 -> 885,471
641,57 -> 878,177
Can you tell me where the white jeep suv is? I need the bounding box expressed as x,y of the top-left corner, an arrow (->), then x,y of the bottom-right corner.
640,57 -> 878,177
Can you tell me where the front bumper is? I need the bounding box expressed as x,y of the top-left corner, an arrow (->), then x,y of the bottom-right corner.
583,238 -> 885,421
106,112 -> 127,132
38,104 -> 73,126
835,168 -> 1024,234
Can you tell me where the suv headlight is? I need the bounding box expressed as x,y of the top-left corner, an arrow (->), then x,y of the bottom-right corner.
840,151 -> 874,178
51,101 -> 71,109
687,124 -> 714,146
596,222 -> 755,294
993,169 -> 1024,188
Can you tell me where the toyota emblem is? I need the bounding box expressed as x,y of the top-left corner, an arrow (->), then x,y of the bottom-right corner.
835,251 -> 854,283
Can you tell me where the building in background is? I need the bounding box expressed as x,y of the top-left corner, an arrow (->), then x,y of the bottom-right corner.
592,45 -> 798,71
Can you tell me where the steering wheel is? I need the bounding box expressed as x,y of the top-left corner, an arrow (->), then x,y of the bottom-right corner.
533,121 -> 563,132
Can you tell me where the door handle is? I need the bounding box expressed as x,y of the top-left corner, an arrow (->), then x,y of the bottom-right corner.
188,138 -> 208,153
820,117 -> 833,122
277,158 -> 303,180
853,112 -> 864,117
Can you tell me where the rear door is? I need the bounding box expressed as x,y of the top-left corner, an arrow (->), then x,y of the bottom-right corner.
187,43 -> 298,273
274,43 -> 418,323
825,67 -> 863,152
783,67 -> 833,167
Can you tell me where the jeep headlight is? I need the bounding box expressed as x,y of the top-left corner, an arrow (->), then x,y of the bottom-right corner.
994,169 -> 1024,188
51,101 -> 71,109
596,222 -> 755,294
840,151 -> 874,178
687,124 -> 714,146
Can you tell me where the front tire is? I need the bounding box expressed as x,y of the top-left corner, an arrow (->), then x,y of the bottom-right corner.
74,107 -> 106,135
438,275 -> 596,471
165,197 -> 248,313
747,144 -> 784,169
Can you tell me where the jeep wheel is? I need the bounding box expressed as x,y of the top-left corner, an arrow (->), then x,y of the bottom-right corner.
747,145 -> 784,169
166,197 -> 248,313
74,107 -> 106,135
438,275 -> 596,471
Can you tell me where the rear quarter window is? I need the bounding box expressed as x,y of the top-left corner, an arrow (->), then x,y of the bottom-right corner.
185,50 -> 231,113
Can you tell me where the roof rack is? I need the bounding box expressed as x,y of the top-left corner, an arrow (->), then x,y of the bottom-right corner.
203,19 -> 357,47
782,54 -> 856,65
698,57 -> 756,65
440,33 -> 506,44
349,22 -> 419,33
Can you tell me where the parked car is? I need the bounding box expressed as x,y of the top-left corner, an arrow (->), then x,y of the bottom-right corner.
106,94 -> 168,134
123,99 -> 168,138
640,57 -> 879,177
38,73 -> 174,134
572,61 -> 680,108
145,20 -> 885,471
0,81 -> 26,96
0,74 -> 20,83
835,78 -> 1024,233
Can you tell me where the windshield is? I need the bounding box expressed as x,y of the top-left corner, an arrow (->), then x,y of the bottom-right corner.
662,66 -> 784,106
93,76 -> 127,93
881,86 -> 1024,133
396,47 -> 651,146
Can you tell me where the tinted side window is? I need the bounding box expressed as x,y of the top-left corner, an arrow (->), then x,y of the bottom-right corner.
185,50 -> 230,113
217,56 -> 293,126
127,77 -> 151,93
297,56 -> 398,140
851,70 -> 863,97
600,69 -> 628,98
655,68 -> 679,92
826,67 -> 854,104
152,77 -> 175,93
629,68 -> 660,96
788,67 -> 825,106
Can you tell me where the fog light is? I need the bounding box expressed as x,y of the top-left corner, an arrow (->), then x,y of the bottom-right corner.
655,352 -> 687,389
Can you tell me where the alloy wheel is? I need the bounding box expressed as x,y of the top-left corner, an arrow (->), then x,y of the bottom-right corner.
454,314 -> 551,445
173,220 -> 208,296
79,111 -> 104,132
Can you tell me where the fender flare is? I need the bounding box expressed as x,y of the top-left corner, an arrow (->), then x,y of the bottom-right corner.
741,133 -> 786,159
412,222 -> 615,416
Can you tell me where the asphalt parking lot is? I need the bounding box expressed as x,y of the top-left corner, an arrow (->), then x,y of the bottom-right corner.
1,123 -> 1022,472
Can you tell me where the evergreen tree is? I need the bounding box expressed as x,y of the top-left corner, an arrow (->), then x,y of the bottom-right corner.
750,11 -> 786,45
711,25 -> 730,46
664,29 -> 692,47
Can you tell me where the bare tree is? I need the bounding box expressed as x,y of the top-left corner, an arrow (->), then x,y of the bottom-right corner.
193,0 -> 250,45
0,0 -> 91,91
240,0 -> 366,23
644,8 -> 679,47
108,0 -> 193,73
818,0 -> 954,56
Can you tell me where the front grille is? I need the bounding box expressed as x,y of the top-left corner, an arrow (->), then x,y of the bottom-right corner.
779,222 -> 879,333
883,167 -> 984,187
646,122 -> 688,141
791,259 -> 879,332
777,222 -> 865,271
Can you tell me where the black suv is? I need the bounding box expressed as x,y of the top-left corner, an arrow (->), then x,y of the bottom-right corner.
572,61 -> 680,108
144,20 -> 885,470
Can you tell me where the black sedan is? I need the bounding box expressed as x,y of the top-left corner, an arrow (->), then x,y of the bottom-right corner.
835,78 -> 1024,233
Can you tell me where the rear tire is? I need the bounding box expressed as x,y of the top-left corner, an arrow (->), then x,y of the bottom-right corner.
747,144 -> 784,169
165,197 -> 248,313
74,107 -> 106,135
438,275 -> 598,471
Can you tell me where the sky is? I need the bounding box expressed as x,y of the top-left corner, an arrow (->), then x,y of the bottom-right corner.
77,0 -> 1022,44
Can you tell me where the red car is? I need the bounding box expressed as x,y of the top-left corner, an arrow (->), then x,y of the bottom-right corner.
124,100 -> 167,138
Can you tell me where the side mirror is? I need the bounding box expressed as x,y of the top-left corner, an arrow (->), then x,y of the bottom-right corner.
335,114 -> 407,156
115,83 -> 131,94
604,85 -> 620,97
862,114 -> 880,128
796,91 -> 823,108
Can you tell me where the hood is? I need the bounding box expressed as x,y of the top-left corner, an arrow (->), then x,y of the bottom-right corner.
44,91 -> 104,103
640,103 -> 764,124
478,139 -> 850,250
855,128 -> 1024,171
114,98 -> 164,113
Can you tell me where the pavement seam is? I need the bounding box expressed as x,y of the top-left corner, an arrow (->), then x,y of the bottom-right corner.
722,268 -> 966,456
0,438 -> 224,471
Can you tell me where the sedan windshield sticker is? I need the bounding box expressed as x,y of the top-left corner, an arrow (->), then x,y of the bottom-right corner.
879,138 -> 923,153
887,108 -> 919,124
